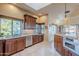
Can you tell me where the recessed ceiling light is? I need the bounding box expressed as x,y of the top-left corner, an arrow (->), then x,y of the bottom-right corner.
9,5 -> 15,9
38,13 -> 42,16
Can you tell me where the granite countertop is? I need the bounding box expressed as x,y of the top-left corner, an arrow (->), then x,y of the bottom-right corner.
56,33 -> 78,39
0,34 -> 44,40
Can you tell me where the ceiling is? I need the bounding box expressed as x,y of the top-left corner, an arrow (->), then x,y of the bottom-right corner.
12,3 -> 52,16
38,3 -> 79,16
25,3 -> 50,10
12,3 -> 79,17
10,3 -> 79,25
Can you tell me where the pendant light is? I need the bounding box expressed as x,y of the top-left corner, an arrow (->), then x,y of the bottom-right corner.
64,3 -> 70,24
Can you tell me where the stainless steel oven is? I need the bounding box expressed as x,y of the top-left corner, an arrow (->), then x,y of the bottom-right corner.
65,42 -> 75,50
63,37 -> 75,50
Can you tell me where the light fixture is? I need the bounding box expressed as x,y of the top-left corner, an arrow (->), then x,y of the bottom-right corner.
38,13 -> 42,16
64,3 -> 70,24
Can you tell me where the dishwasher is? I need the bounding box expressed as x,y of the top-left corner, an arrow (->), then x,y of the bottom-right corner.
26,36 -> 32,47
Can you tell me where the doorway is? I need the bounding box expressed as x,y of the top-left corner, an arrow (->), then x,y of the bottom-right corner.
48,24 -> 57,42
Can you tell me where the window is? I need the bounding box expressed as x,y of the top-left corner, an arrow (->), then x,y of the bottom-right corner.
0,18 -> 12,37
0,17 -> 22,37
35,24 -> 45,34
41,25 -> 45,33
48,25 -> 57,34
63,25 -> 77,37
13,20 -> 21,36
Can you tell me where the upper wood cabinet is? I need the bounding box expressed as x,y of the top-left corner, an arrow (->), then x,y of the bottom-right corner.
24,15 -> 36,29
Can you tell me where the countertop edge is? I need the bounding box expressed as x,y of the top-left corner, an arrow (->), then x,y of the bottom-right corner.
0,34 -> 44,40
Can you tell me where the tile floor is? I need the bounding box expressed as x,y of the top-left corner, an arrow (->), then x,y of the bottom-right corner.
12,40 -> 60,56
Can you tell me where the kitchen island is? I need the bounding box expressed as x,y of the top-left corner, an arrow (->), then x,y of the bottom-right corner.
54,34 -> 79,56
0,34 -> 44,56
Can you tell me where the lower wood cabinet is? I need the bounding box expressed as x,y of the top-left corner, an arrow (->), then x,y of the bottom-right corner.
54,35 -> 64,55
3,36 -> 26,56
17,37 -> 26,51
38,35 -> 44,42
32,35 -> 44,45
64,49 -> 69,56
5,39 -> 17,56
32,35 -> 37,44
0,40 -> 4,56
0,35 -> 44,56
64,49 -> 78,56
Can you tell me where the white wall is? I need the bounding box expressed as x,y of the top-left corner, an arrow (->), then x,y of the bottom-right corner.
48,12 -> 64,26
48,12 -> 79,25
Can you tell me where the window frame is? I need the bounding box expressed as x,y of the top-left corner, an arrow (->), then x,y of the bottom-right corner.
62,25 -> 77,37
0,15 -> 23,37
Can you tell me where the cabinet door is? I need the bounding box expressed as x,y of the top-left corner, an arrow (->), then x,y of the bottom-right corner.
24,16 -> 28,29
65,49 -> 73,56
64,49 -> 77,56
32,35 -> 37,44
0,40 -> 4,56
31,18 -> 33,29
24,15 -> 36,29
32,19 -> 36,28
64,49 -> 69,56
68,51 -> 72,56
54,35 -> 58,50
32,35 -> 35,44
32,35 -> 44,45
38,35 -> 44,42
17,37 -> 26,51
54,35 -> 64,55
5,39 -> 17,56
72,52 -> 77,56
30,17 -> 33,29
28,17 -> 30,29
38,35 -> 41,42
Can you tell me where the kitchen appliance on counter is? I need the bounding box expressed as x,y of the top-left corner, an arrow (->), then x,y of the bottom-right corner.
63,37 -> 79,55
